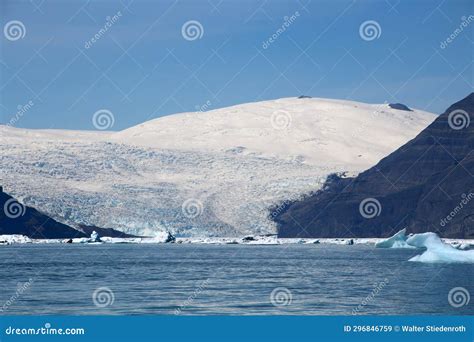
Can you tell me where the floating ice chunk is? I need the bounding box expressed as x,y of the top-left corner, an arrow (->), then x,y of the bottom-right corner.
406,232 -> 474,263
451,242 -> 472,251
244,235 -> 279,245
72,231 -> 103,244
90,231 -> 101,242
375,228 -> 414,248
72,237 -> 89,243
0,234 -> 32,244
99,237 -> 142,244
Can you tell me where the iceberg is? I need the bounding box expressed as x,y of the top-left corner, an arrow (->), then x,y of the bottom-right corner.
375,229 -> 474,263
451,242 -> 472,251
406,232 -> 474,263
375,228 -> 414,248
90,231 -> 101,242
73,231 -> 103,244
0,234 -> 32,244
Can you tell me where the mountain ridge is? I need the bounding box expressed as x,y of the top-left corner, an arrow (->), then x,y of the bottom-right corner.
274,93 -> 474,238
0,186 -> 87,239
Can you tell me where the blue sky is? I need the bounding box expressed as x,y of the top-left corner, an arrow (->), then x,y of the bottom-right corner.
1,0 -> 472,130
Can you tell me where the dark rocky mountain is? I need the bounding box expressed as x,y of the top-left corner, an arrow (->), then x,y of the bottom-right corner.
0,186 -> 87,239
275,93 -> 474,239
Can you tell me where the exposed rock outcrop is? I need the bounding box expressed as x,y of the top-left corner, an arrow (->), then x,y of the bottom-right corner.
275,94 -> 474,238
0,186 -> 87,239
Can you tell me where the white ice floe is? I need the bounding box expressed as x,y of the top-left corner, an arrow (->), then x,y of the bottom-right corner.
375,228 -> 415,249
242,235 -> 280,245
0,232 -> 471,261
72,231 -> 103,244
451,242 -> 472,251
0,234 -> 32,244
406,233 -> 474,263
0,234 -> 401,245
98,237 -> 142,244
99,231 -> 173,244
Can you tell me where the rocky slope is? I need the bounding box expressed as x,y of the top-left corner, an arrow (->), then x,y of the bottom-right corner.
275,94 -> 474,239
0,186 -> 87,239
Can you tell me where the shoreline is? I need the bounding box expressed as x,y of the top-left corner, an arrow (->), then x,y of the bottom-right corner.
1,234 -> 473,246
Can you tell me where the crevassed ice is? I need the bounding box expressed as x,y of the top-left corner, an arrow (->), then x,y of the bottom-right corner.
0,98 -> 436,237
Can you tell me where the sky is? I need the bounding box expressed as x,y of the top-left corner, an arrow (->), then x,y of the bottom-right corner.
0,0 -> 473,130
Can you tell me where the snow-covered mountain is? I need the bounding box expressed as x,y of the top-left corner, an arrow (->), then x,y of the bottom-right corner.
0,97 -> 436,237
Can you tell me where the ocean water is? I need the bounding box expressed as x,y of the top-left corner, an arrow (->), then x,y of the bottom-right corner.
0,244 -> 472,315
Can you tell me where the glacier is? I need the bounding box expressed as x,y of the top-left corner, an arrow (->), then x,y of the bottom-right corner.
0,97 -> 436,237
